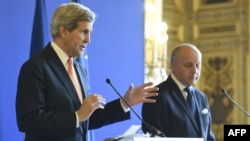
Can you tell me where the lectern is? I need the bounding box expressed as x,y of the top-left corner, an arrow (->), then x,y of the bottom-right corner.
104,134 -> 204,141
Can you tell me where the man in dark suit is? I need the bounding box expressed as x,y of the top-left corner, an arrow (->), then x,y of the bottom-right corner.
15,3 -> 158,141
142,43 -> 216,141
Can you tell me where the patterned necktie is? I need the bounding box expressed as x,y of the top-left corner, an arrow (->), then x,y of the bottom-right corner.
184,86 -> 196,115
67,57 -> 83,103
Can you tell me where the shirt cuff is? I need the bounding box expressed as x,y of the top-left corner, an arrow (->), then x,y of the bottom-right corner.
120,99 -> 130,112
75,112 -> 79,128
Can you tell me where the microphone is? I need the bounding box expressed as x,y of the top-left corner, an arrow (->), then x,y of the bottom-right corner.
105,78 -> 166,137
221,88 -> 250,117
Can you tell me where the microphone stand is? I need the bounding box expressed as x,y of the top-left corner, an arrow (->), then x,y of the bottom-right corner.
106,78 -> 166,137
221,89 -> 250,117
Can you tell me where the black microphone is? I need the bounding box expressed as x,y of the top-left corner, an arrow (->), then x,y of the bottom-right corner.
105,78 -> 166,137
221,88 -> 250,117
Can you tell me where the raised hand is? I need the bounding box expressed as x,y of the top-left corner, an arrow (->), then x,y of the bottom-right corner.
121,82 -> 159,108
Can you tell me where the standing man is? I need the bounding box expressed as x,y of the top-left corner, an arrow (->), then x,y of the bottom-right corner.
16,3 -> 158,141
142,43 -> 216,141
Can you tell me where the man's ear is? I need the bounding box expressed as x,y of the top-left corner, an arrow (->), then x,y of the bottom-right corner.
59,26 -> 68,38
170,62 -> 175,70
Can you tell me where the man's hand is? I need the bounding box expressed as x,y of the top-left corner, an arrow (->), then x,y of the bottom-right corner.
76,94 -> 106,122
121,82 -> 158,108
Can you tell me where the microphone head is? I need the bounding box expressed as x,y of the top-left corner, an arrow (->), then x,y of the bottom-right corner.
221,88 -> 226,93
106,78 -> 111,84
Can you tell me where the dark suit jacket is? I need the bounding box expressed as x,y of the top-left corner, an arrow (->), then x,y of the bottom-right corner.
16,43 -> 130,141
142,76 -> 216,141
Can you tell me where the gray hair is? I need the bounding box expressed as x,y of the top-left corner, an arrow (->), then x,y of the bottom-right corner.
50,3 -> 96,38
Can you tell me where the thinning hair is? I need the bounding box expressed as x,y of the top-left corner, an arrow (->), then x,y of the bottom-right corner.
50,3 -> 96,38
170,43 -> 200,63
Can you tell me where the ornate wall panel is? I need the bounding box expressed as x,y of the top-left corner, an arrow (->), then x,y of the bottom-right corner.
193,2 -> 249,141
194,21 -> 240,39
199,46 -> 244,141
156,0 -> 250,141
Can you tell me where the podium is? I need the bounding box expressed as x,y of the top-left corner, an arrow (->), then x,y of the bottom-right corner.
104,134 -> 204,141
104,125 -> 203,141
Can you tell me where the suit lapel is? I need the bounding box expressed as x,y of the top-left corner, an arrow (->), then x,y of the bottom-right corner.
171,90 -> 188,113
189,90 -> 201,133
44,45 -> 82,107
74,61 -> 90,138
75,61 -> 90,98
168,77 -> 200,133
194,94 -> 205,137
167,78 -> 190,116
174,92 -> 200,133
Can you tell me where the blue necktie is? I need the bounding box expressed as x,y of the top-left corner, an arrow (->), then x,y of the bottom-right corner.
184,86 -> 196,116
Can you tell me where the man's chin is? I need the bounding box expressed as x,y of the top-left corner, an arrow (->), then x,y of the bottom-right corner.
77,51 -> 84,57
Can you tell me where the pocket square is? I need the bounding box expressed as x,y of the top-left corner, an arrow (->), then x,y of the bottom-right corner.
201,108 -> 208,114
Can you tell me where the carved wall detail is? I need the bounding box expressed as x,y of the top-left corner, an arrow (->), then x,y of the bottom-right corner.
158,0 -> 250,141
200,55 -> 235,141
194,23 -> 238,39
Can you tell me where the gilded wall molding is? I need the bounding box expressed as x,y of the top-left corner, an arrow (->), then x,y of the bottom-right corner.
155,0 -> 250,140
